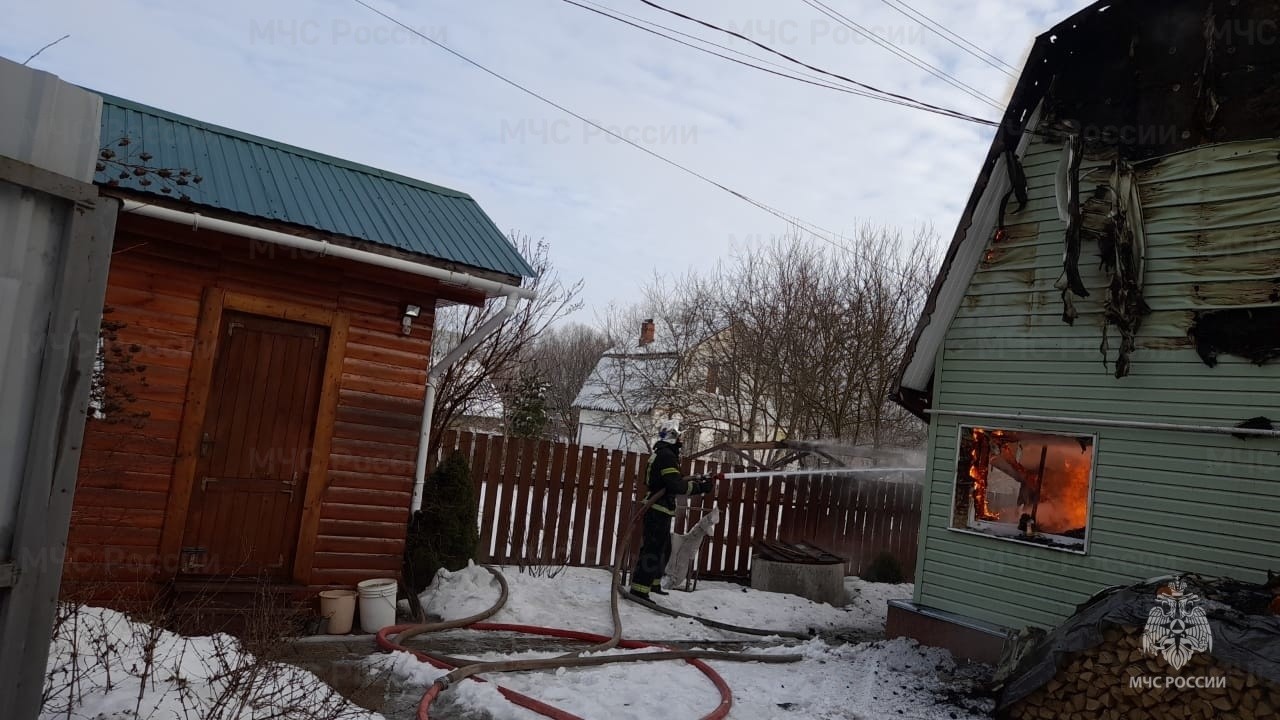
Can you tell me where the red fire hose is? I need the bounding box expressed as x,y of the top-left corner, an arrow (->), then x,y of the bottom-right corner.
376,621 -> 741,720
382,489 -> 801,719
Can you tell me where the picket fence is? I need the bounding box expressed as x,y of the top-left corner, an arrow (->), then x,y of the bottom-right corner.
428,430 -> 922,580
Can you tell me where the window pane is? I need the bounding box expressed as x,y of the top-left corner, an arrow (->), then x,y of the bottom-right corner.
951,425 -> 1095,552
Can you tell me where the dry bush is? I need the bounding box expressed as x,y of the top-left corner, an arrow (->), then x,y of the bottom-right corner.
42,580 -> 381,720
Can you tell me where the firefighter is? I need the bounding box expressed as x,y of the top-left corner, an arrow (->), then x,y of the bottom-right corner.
628,420 -> 718,601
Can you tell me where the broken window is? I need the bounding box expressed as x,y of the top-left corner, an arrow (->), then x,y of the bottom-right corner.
951,426 -> 1096,552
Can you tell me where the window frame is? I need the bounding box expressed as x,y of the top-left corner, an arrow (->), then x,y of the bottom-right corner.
946,423 -> 1100,555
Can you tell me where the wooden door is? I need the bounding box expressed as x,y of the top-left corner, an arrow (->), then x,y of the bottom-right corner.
179,311 -> 329,579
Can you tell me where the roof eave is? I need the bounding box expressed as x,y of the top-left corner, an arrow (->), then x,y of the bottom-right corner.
891,31 -> 1057,416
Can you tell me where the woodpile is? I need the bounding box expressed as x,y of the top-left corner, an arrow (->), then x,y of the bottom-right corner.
1005,625 -> 1280,720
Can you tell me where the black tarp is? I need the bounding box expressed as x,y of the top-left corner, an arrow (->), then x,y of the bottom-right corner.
996,574 -> 1280,711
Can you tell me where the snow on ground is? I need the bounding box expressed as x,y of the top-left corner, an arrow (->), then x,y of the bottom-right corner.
41,606 -> 381,720
417,563 -> 913,641
386,564 -> 988,719
380,638 -> 989,720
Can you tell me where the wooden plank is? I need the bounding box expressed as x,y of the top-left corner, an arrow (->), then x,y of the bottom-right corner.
540,442 -> 568,562
319,517 -> 406,540
568,447 -> 595,565
476,435 -> 505,562
583,449 -> 609,566
469,434 -> 491,536
221,289 -> 336,326
524,439 -> 553,563
720,473 -> 743,577
707,461 -> 733,575
736,470 -> 760,577
816,475 -> 838,554
902,484 -> 923,577
555,444 -> 583,562
491,438 -> 517,561
157,286 -> 226,572
867,481 -> 892,574
619,452 -> 643,570
297,308 -> 350,582
507,437 -> 538,565
598,450 -> 624,567
831,477 -> 858,574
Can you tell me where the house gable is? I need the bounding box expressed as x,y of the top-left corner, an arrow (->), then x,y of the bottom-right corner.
897,0 -> 1280,635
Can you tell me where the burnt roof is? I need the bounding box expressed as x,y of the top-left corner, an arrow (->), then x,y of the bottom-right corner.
892,0 -> 1280,420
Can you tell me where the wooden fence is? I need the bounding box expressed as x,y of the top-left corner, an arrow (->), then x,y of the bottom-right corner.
427,431 -> 922,580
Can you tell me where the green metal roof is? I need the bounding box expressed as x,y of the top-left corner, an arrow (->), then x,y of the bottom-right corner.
94,93 -> 535,279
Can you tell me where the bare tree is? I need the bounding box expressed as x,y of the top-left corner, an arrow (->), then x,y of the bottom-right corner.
588,225 -> 936,453
528,323 -> 611,441
430,236 -> 582,453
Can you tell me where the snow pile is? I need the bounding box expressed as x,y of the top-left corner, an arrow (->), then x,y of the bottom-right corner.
41,605 -> 380,720
421,563 -> 910,641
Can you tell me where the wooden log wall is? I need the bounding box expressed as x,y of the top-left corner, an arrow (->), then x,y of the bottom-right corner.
64,212 -> 471,601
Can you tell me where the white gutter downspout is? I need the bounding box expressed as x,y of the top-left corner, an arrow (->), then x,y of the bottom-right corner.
118,201 -> 537,514
410,291 -> 521,513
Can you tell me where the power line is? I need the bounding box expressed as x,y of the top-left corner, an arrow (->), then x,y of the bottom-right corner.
800,0 -> 1005,110
877,0 -> 1019,74
632,0 -> 1001,128
563,0 -> 994,124
348,0 -> 927,287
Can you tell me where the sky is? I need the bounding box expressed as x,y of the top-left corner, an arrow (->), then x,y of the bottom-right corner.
1,0 -> 1091,324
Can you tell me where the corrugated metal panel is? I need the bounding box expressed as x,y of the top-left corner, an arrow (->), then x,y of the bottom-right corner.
94,94 -> 534,279
915,137 -> 1280,630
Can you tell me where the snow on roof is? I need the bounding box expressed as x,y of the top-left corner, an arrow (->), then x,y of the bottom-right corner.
572,348 -> 678,413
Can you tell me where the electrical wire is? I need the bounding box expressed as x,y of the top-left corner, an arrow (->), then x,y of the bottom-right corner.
800,0 -> 1005,110
876,0 -> 1019,74
633,0 -> 1002,128
563,0 -> 991,123
348,0 -> 934,287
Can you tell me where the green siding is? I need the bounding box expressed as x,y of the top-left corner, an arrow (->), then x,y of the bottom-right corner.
918,136 -> 1280,631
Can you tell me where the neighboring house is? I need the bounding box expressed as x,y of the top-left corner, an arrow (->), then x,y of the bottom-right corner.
68,93 -> 534,605
573,319 -> 774,454
574,320 -> 679,453
887,0 -> 1280,663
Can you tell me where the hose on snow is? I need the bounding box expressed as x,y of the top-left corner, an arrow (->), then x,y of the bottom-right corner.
383,487 -> 805,719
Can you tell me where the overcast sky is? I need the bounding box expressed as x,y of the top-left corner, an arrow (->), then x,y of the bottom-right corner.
2,0 -> 1090,323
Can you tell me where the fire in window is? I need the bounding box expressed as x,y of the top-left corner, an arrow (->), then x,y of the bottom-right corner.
952,426 -> 1096,552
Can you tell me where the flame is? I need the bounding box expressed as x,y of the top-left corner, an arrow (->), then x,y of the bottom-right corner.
965,428 -> 1094,535
968,429 -> 1001,521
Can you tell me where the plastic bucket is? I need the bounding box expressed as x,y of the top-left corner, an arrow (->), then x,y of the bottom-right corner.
357,578 -> 398,632
318,589 -> 357,635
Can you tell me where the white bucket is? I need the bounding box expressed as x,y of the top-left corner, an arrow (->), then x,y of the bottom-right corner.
357,578 -> 398,632
318,589 -> 357,634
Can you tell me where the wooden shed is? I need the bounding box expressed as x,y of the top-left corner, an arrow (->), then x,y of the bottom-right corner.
65,93 -> 534,605
888,0 -> 1280,662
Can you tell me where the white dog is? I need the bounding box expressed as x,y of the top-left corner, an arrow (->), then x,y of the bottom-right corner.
662,506 -> 720,591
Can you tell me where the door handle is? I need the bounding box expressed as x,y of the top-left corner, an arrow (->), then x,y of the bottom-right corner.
200,433 -> 213,457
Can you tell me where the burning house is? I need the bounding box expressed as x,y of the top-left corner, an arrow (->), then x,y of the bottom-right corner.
888,0 -> 1280,662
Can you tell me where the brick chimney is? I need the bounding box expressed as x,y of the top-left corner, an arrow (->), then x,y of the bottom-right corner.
639,318 -> 655,347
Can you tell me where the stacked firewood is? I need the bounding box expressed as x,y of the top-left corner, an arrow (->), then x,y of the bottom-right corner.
1005,625 -> 1280,720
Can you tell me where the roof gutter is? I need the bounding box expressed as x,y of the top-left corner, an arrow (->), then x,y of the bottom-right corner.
118,200 -> 537,516
120,200 -> 536,300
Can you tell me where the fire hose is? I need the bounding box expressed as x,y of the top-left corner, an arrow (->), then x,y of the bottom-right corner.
379,487 -> 806,719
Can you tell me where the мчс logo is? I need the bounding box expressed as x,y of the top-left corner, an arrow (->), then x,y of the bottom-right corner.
1142,578 -> 1213,671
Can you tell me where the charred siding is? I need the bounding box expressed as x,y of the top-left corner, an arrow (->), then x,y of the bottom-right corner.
915,135 -> 1280,630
